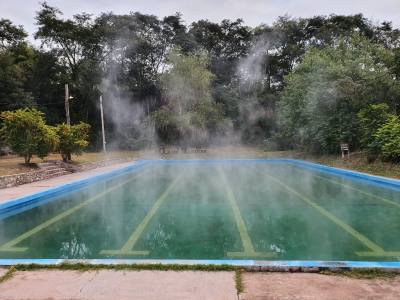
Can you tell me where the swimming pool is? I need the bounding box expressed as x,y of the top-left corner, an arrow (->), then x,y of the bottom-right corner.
0,159 -> 399,268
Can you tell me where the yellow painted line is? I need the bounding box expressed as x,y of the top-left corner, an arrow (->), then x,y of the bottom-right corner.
100,174 -> 183,256
218,168 -> 276,258
264,173 -> 385,254
302,170 -> 400,209
356,251 -> 400,257
100,250 -> 149,256
0,170 -> 147,253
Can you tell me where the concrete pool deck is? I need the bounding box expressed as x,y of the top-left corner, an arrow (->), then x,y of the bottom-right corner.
0,161 -> 136,204
0,269 -> 400,299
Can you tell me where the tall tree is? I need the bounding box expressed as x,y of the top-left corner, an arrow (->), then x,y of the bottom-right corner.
0,19 -> 35,111
278,34 -> 400,153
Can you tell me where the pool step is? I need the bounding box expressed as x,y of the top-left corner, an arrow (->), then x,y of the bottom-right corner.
38,162 -> 72,179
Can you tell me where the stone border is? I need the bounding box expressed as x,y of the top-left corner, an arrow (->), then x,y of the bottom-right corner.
61,157 -> 134,173
0,157 -> 135,189
0,167 -> 66,189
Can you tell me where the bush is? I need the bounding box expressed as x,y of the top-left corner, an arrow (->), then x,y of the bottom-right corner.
0,108 -> 58,163
55,123 -> 90,162
357,103 -> 390,148
374,115 -> 400,162
357,103 -> 390,161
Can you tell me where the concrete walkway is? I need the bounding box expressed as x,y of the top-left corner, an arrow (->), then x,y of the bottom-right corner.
239,272 -> 400,300
0,161 -> 136,204
0,269 -> 400,299
0,270 -> 237,300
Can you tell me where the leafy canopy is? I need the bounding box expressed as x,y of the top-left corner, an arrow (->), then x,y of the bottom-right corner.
278,34 -> 399,153
55,122 -> 90,162
0,108 -> 58,163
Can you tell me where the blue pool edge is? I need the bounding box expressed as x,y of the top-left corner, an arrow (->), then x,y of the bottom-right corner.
1,158 -> 400,269
0,259 -> 400,270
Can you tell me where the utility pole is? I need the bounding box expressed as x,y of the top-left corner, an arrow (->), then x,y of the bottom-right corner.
64,84 -> 71,125
99,95 -> 107,153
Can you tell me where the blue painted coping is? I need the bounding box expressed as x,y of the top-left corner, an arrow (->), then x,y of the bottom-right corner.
1,158 -> 399,268
0,160 -> 151,219
0,259 -> 399,269
153,158 -> 400,191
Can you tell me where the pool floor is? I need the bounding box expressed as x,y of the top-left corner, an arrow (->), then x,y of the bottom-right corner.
0,161 -> 400,261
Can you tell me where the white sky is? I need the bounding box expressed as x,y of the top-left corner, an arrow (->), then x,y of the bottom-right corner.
1,0 -> 399,40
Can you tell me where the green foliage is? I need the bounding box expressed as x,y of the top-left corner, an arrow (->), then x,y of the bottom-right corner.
0,18 -> 27,49
357,104 -> 390,160
0,43 -> 36,111
153,50 -> 227,147
161,49 -> 214,110
1,8 -> 400,156
278,34 -> 399,154
55,123 -> 90,162
0,108 -> 58,163
374,116 -> 400,162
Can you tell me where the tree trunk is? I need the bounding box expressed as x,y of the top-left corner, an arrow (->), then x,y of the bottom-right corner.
24,154 -> 31,164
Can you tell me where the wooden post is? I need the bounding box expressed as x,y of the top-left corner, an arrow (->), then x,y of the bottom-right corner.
64,84 -> 70,125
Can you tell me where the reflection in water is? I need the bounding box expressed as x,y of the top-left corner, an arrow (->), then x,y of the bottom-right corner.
60,234 -> 91,259
145,223 -> 173,251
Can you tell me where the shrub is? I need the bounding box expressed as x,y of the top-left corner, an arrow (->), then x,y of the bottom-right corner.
55,122 -> 90,162
357,104 -> 390,148
374,115 -> 400,162
357,103 -> 390,161
0,108 -> 58,163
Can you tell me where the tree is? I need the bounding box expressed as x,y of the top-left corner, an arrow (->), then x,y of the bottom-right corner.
35,3 -> 103,127
0,108 -> 58,163
55,122 -> 90,162
0,18 -> 27,49
189,19 -> 252,85
278,35 -> 399,153
0,19 -> 36,111
35,3 -> 101,80
358,104 -> 390,147
152,50 -> 226,147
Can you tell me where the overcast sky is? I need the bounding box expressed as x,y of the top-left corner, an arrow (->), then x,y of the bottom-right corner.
1,0 -> 400,39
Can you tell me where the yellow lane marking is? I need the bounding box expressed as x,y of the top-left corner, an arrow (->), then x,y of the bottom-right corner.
100,174 -> 183,256
303,171 -> 400,209
264,173 -> 386,254
356,251 -> 400,257
0,170 -> 148,253
218,168 -> 276,258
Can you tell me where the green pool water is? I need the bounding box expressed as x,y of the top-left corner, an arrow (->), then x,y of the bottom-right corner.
0,162 -> 399,261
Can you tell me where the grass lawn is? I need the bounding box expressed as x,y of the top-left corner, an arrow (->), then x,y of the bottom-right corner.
0,151 -> 140,176
302,152 -> 400,180
0,147 -> 399,179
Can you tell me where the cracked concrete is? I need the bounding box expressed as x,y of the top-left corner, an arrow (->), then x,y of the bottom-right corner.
1,269 -> 400,299
239,272 -> 400,300
0,270 -> 237,300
